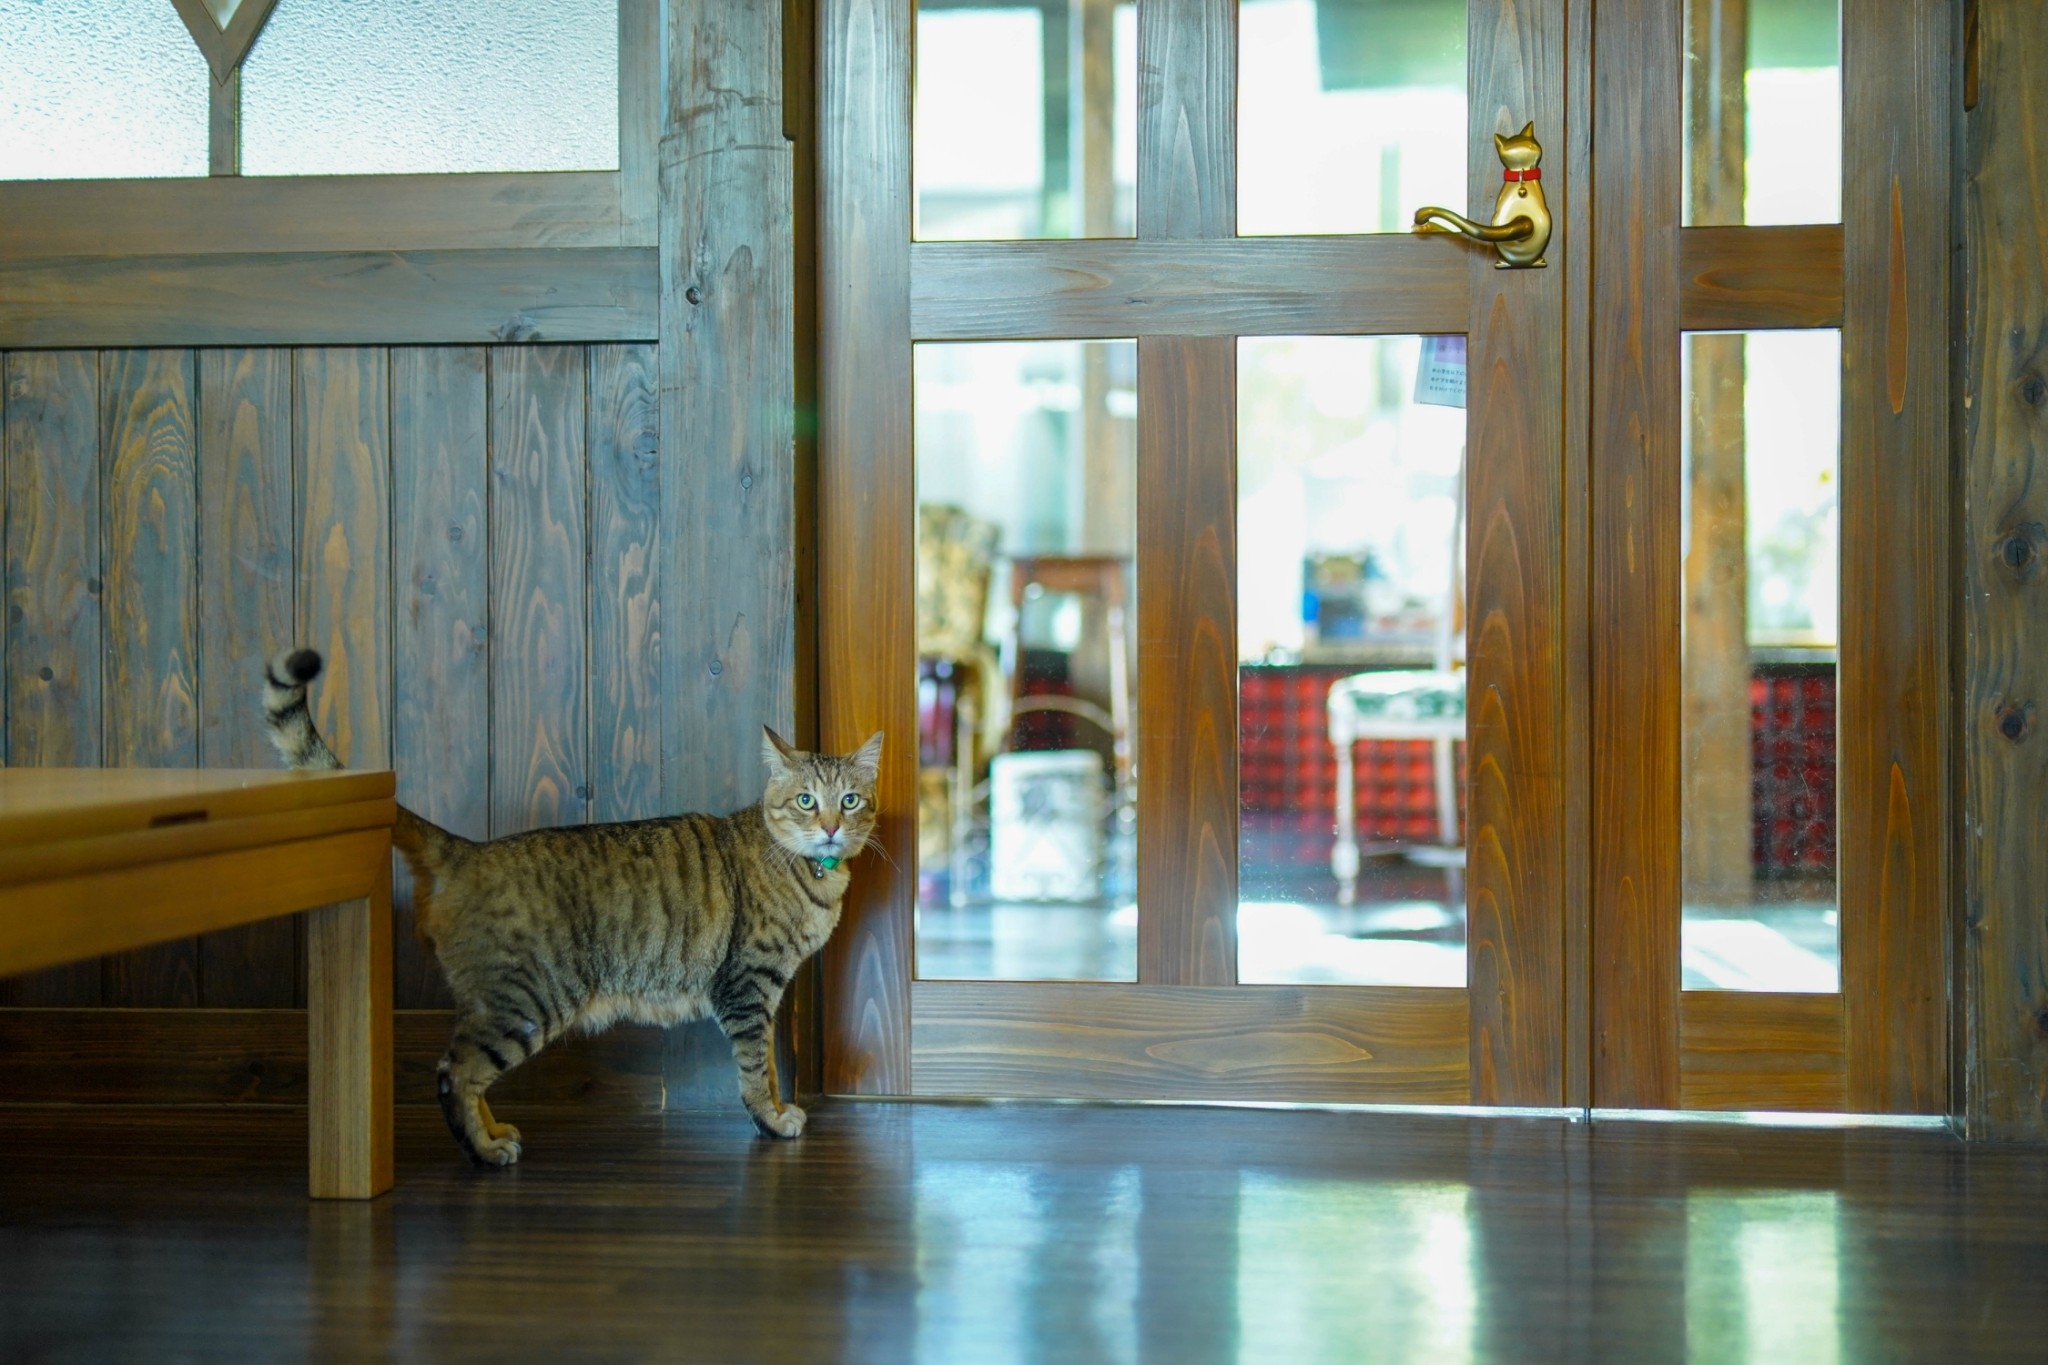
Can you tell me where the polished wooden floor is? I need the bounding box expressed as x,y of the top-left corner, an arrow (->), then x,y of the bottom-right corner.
2,1101 -> 2045,1362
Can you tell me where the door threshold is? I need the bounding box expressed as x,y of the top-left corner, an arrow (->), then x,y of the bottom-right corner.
828,1093 -> 1952,1132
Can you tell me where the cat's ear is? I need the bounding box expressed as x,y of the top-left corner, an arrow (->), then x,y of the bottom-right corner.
1493,130 -> 1509,156
851,731 -> 884,781
762,726 -> 801,774
1519,121 -> 1535,139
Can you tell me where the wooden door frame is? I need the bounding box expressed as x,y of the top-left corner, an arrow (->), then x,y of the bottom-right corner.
817,0 -> 1584,1103
1589,0 -> 1955,1113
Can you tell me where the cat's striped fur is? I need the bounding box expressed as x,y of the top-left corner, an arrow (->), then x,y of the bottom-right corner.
262,648 -> 880,1166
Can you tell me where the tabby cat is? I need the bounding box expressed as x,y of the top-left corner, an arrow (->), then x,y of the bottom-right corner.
262,647 -> 881,1167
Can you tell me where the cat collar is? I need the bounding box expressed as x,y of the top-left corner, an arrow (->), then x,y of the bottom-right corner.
1503,168 -> 1540,182
808,855 -> 841,879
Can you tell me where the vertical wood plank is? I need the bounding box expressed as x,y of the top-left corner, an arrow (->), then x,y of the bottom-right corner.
295,347 -> 391,773
663,5 -> 797,820
0,351 -> 104,1006
100,348 -> 201,1009
391,346 -> 489,1009
1466,0 -> 1572,1105
587,343 -> 663,823
196,347 -> 300,1008
1959,0 -> 2048,1139
1839,0 -> 1951,1116
818,0 -> 913,1093
1136,0 -> 1234,240
489,345 -> 588,836
1136,335 -> 1236,987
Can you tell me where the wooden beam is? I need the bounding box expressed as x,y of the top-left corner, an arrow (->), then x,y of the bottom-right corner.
0,249 -> 659,348
1839,0 -> 1951,1117
1957,0 -> 2046,1140
0,173 -> 626,259
1679,225 -> 1846,330
909,238 -> 1468,339
912,982 -> 1468,1102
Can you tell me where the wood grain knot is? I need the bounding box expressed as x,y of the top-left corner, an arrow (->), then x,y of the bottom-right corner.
1995,702 -> 2035,743
1997,523 -> 2045,583
2035,1005 -> 2048,1038
685,286 -> 703,305
2021,373 -> 2047,408
494,316 -> 541,343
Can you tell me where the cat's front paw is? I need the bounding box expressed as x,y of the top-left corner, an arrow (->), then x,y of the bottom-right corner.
473,1130 -> 524,1166
750,1102 -> 807,1139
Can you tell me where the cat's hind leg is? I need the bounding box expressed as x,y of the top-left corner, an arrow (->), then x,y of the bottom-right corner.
437,1005 -> 552,1167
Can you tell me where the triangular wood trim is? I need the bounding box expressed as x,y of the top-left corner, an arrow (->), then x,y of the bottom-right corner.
170,0 -> 282,85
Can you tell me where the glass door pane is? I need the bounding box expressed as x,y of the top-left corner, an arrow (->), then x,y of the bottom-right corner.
1237,335 -> 1468,987
914,0 -> 1137,239
1237,0 -> 1466,236
1681,330 -> 1841,992
912,340 -> 1139,981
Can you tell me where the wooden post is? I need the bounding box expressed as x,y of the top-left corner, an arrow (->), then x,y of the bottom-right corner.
306,883 -> 393,1199
1958,0 -> 2048,1140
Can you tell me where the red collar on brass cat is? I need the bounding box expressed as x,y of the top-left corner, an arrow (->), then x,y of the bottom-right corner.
1503,168 -> 1540,182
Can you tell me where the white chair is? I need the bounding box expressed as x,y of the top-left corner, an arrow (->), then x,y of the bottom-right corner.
1328,467 -> 1465,905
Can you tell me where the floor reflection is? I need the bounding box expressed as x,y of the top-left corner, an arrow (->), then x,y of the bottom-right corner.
1685,1192 -> 1842,1362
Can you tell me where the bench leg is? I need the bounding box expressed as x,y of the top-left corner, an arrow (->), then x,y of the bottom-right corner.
307,886 -> 392,1199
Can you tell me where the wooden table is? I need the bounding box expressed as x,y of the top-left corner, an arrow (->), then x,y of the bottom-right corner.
0,768 -> 397,1198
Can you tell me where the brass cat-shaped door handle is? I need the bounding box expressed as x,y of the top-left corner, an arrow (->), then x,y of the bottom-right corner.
1413,122 -> 1551,269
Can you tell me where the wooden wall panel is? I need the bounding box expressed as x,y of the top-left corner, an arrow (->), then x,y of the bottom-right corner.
195,349 -> 300,1007
391,347 -> 490,1009
1464,0 -> 1571,1106
490,346 -> 590,835
1135,336 -> 1236,987
295,349 -> 391,772
99,349 -> 202,1008
1957,0 -> 2041,1139
1838,0 -> 1951,1116
818,0 -> 913,1094
1589,0 -> 1683,1109
0,352 -> 104,1006
587,343 -> 664,823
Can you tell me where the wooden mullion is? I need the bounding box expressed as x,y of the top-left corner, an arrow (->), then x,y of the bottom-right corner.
1135,0 -> 1234,241
1135,335 -> 1236,987
210,70 -> 240,178
817,0 -> 913,1094
1838,0 -> 1951,1116
1589,0 -> 1683,1109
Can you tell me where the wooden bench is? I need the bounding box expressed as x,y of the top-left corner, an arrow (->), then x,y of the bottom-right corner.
0,768 -> 397,1198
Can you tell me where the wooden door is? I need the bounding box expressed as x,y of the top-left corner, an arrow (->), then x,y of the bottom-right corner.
817,0 -> 1583,1105
1589,0 -> 1952,1115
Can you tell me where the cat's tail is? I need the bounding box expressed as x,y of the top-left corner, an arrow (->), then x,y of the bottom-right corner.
263,649 -> 473,934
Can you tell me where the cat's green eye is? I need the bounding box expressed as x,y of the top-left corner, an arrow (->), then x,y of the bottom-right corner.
841,793 -> 862,811
795,793 -> 816,810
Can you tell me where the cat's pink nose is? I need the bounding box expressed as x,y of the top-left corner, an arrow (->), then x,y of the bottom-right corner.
821,819 -> 840,837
